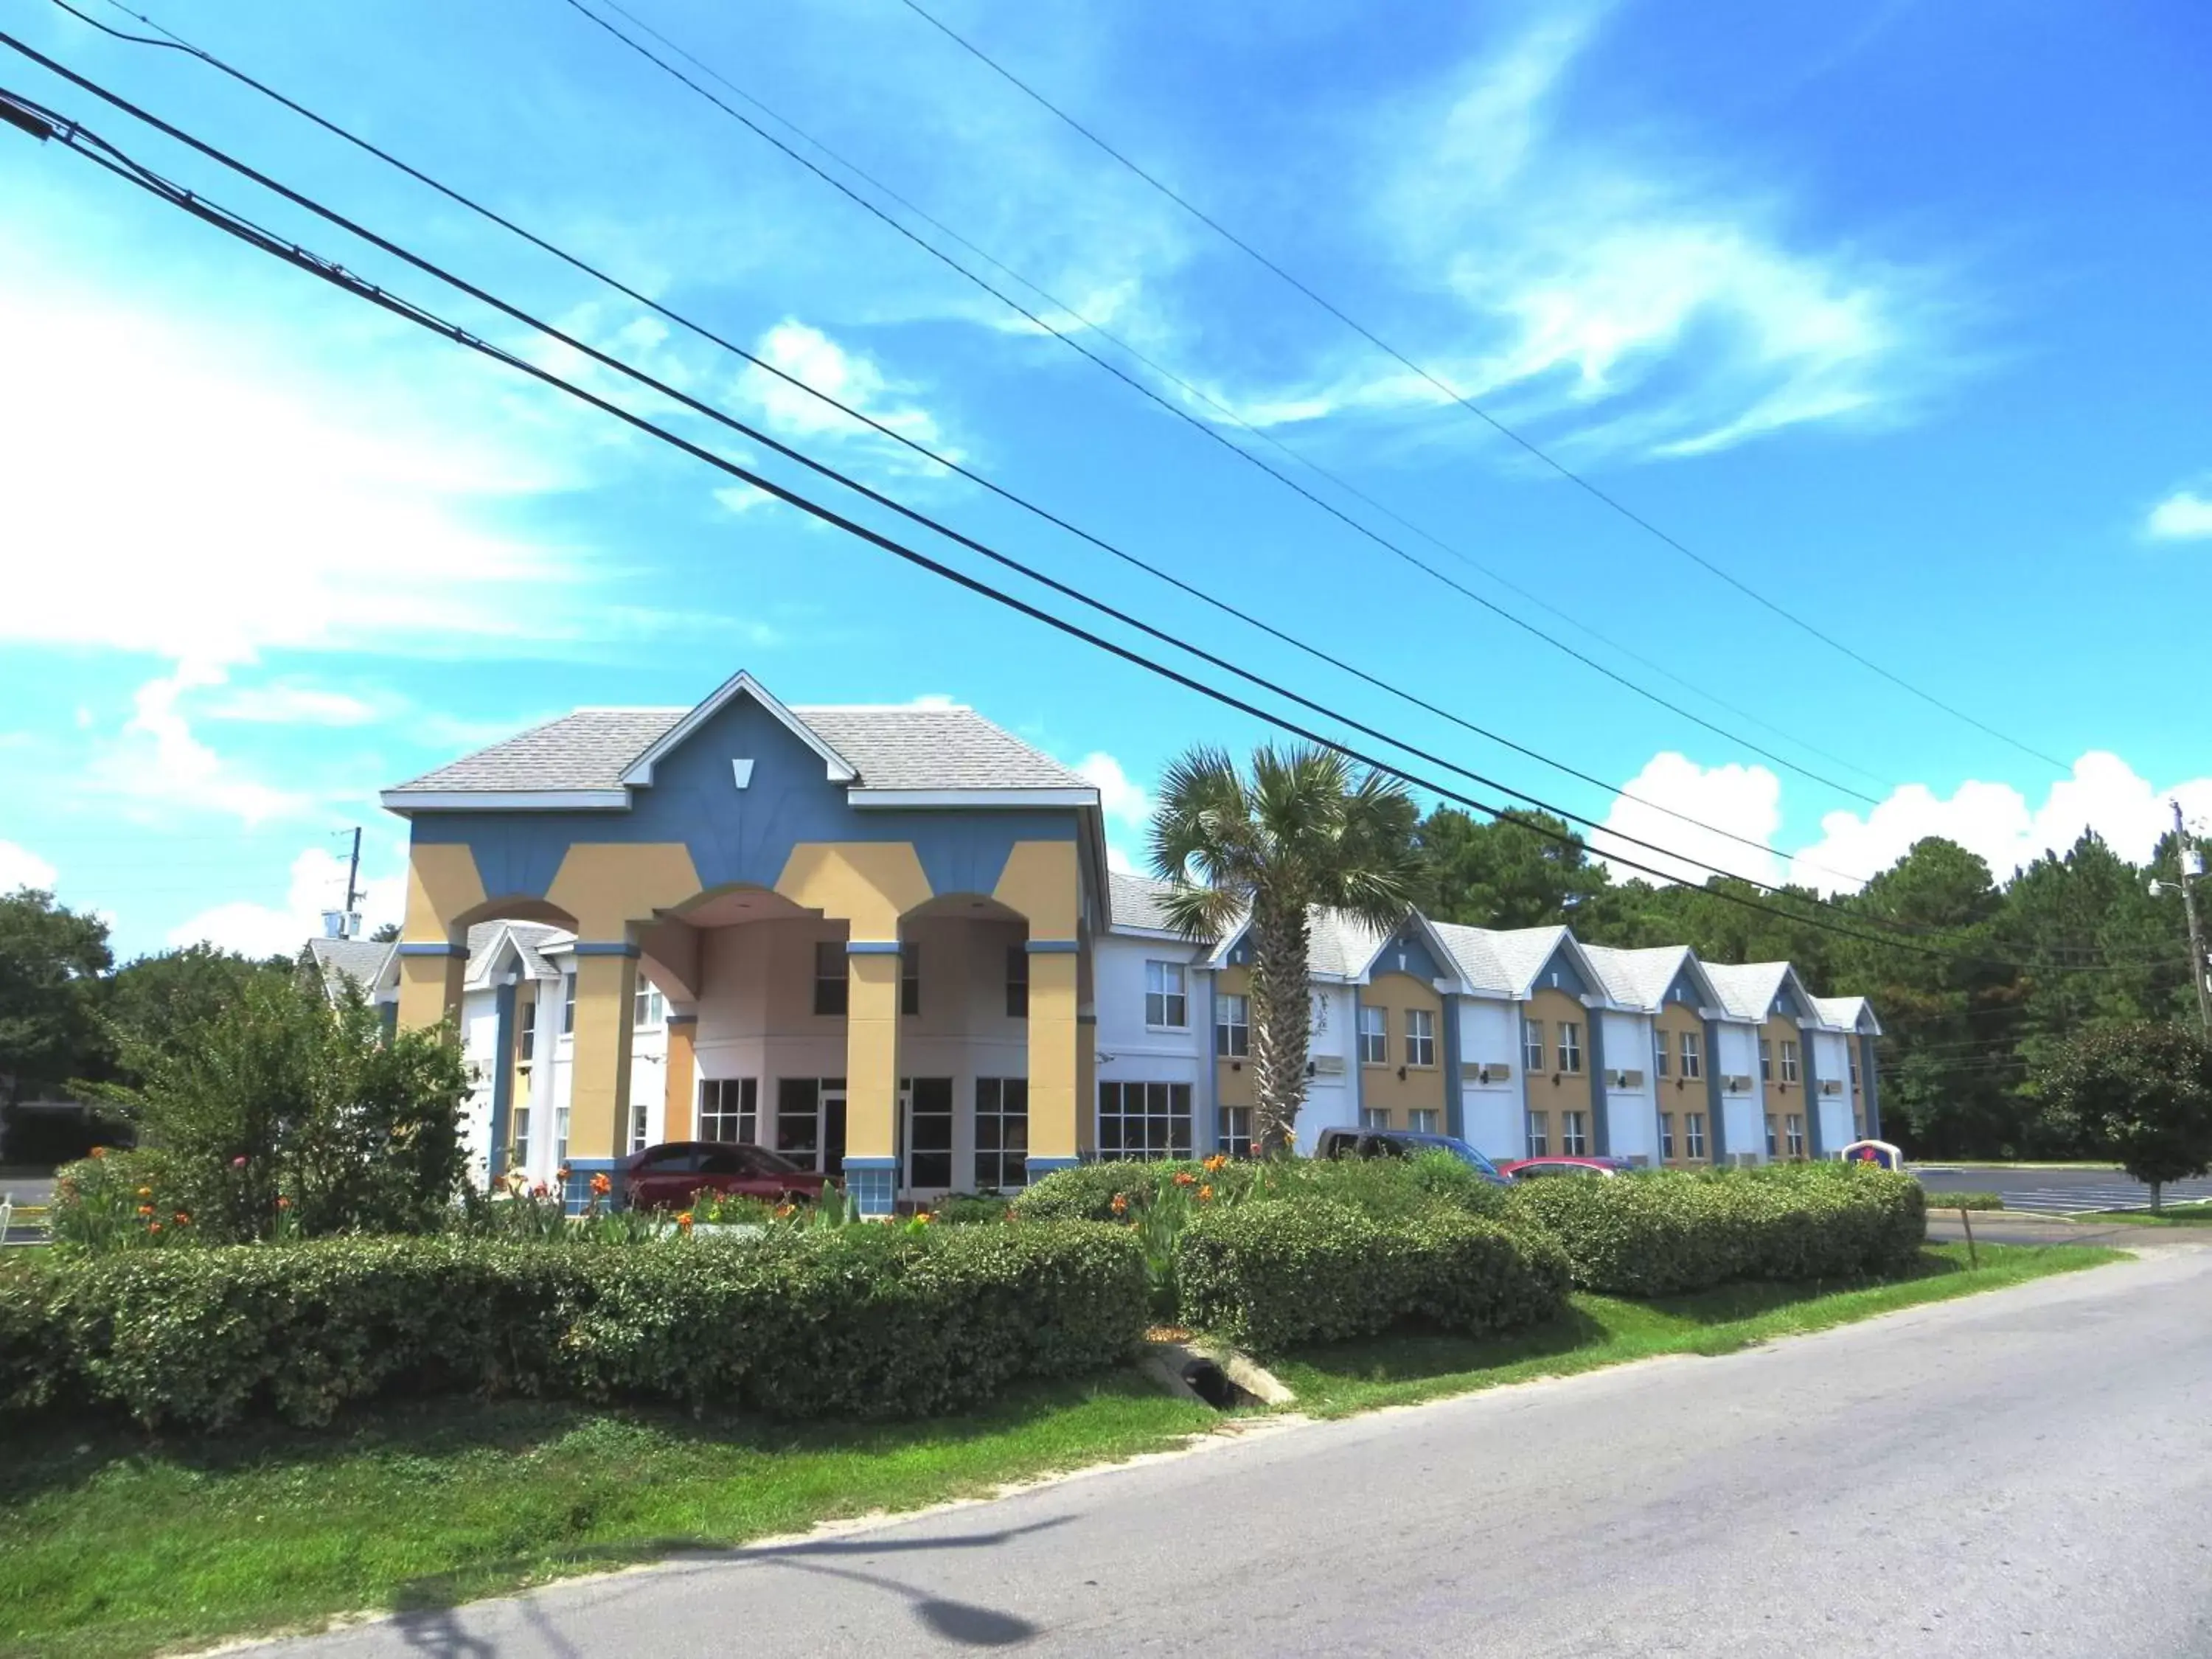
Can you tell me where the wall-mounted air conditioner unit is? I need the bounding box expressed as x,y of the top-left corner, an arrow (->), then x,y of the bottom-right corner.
1461,1061 -> 1511,1084
1610,1068 -> 1644,1090
1818,1078 -> 1843,1095
1312,1054 -> 1346,1076
1724,1074 -> 1753,1093
1728,1152 -> 1761,1169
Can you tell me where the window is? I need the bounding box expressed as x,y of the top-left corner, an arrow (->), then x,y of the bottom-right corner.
1006,946 -> 1029,1018
630,1102 -> 650,1152
1848,1051 -> 1862,1093
1785,1114 -> 1805,1158
554,1103 -> 571,1166
1217,993 -> 1251,1058
1523,1018 -> 1546,1074
1652,1030 -> 1669,1079
1679,1031 -> 1703,1079
904,1077 -> 954,1189
776,1077 -> 840,1164
900,945 -> 920,1018
1357,1004 -> 1388,1065
1526,1110 -> 1550,1157
1408,1107 -> 1440,1134
973,1077 -> 1028,1190
1561,1111 -> 1588,1157
1659,1113 -> 1675,1161
1764,1116 -> 1778,1158
1759,1037 -> 1773,1081
813,941 -> 847,1017
1684,1112 -> 1706,1161
634,983 -> 666,1029
1556,1021 -> 1583,1074
1405,1008 -> 1436,1068
699,1077 -> 758,1144
1144,961 -> 1188,1029
518,1013 -> 536,1066
1217,1105 -> 1253,1157
1360,1106 -> 1390,1130
561,972 -> 576,1036
1097,1081 -> 1194,1159
1781,1041 -> 1801,1085
509,1102 -> 532,1169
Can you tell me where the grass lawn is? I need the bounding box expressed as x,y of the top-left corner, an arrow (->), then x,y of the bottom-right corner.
2073,1203 -> 2212,1226
0,1241 -> 2121,1659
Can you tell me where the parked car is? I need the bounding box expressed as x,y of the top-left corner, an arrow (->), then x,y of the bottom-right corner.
622,1141 -> 838,1210
1313,1128 -> 1511,1186
1496,1155 -> 1634,1182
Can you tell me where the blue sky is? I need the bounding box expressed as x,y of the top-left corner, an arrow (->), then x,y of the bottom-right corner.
2,0 -> 2208,959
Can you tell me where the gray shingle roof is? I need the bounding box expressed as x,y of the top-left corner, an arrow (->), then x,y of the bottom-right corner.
304,937 -> 395,998
389,701 -> 1088,797
1703,961 -> 1793,1023
1107,872 -> 1181,933
1814,994 -> 1876,1033
1579,943 -> 1697,1011
1430,922 -> 1576,998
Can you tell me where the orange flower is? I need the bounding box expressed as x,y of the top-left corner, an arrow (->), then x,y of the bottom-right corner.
1203,1154 -> 1227,1174
89,1147 -> 107,1160
914,1211 -> 934,1225
555,1165 -> 571,1183
147,1221 -> 162,1234
675,1211 -> 695,1230
173,1211 -> 191,1225
1109,1193 -> 1129,1216
1173,1172 -> 1197,1187
1198,1185 -> 1214,1201
773,1202 -> 796,1220
589,1172 -> 612,1197
136,1186 -> 153,1200
276,1195 -> 292,1210
136,1204 -> 154,1217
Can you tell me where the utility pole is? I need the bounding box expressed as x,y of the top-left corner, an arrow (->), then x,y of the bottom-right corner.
343,826 -> 365,924
2173,800 -> 2212,1041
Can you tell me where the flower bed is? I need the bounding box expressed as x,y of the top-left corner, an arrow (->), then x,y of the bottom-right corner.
0,1221 -> 1147,1431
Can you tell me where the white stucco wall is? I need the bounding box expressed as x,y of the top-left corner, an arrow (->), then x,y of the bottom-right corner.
1455,997 -> 1523,1159
1599,1009 -> 1657,1164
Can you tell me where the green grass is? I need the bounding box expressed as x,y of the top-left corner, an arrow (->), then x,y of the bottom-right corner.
0,1242 -> 2121,1658
1269,1242 -> 2121,1417
1920,1190 -> 2005,1211
2072,1203 -> 2212,1227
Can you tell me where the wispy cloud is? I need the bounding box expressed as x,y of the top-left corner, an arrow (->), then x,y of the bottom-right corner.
732,320 -> 964,475
2146,487 -> 2212,542
168,846 -> 406,960
202,683 -> 384,728
0,840 -> 58,894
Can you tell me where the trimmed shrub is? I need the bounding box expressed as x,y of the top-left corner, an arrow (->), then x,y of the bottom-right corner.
1009,1152 -> 1505,1226
1507,1164 -> 1926,1297
1175,1199 -> 1568,1352
1921,1189 -> 2003,1211
1012,1160 -> 1256,1222
0,1221 -> 1146,1433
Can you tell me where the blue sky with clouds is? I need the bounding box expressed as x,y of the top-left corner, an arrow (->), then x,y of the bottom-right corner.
2,0 -> 2208,959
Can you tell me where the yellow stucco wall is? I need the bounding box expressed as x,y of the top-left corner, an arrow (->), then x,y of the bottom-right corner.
992,840 -> 1082,938
1762,1015 -> 1806,1155
1029,953 -> 1079,1160
1358,971 -> 1445,1125
775,842 -> 933,941
1523,988 -> 1593,1147
401,844 -> 487,945
1214,964 -> 1252,1110
664,1019 -> 695,1143
546,844 -> 704,942
568,953 -> 638,1163
844,951 -> 901,1160
1652,1004 -> 1705,1155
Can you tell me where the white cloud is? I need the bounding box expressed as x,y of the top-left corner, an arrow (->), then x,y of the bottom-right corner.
81,664 -> 313,827
167,848 -> 404,960
1591,753 -> 1784,887
1074,751 -> 1152,874
2146,490 -> 2212,542
1791,752 -> 2212,891
733,321 -> 961,473
202,684 -> 383,727
0,841 -> 58,893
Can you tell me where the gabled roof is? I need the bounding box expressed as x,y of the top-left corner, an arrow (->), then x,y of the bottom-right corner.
381,675 -> 1092,810
1704,961 -> 1819,1023
1577,943 -> 1720,1013
1814,995 -> 1882,1036
302,936 -> 395,1001
1107,872 -> 1185,935
464,921 -> 568,988
1429,922 -> 1607,1001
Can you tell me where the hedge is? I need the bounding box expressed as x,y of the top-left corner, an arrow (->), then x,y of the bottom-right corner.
1174,1199 -> 1570,1352
1506,1164 -> 1926,1297
1010,1152 -> 1507,1226
0,1221 -> 1147,1432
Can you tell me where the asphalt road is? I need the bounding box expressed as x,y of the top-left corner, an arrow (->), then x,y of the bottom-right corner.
263,1245 -> 2212,1659
1914,1164 -> 2212,1215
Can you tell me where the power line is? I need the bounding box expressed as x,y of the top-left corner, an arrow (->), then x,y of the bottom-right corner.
44,0 -> 1891,897
3,80 -> 2019,975
891,0 -> 2075,774
546,0 -> 1891,808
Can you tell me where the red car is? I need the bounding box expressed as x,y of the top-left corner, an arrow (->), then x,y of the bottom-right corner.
1496,1155 -> 1633,1181
622,1141 -> 838,1210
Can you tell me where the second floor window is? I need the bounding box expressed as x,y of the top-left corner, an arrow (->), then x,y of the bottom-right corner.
633,984 -> 664,1029
1216,993 -> 1250,1058
1848,1051 -> 1862,1092
518,1013 -> 536,1065
900,945 -> 920,1018
1358,1005 -> 1388,1065
1679,1031 -> 1703,1079
1652,1031 -> 1670,1078
1405,1007 -> 1435,1068
1760,1037 -> 1773,1081
1522,1017 -> 1546,1074
1557,1021 -> 1583,1074
561,972 -> 575,1035
813,941 -> 849,1017
1006,946 -> 1029,1018
1781,1040 -> 1801,1085
1144,961 -> 1188,1029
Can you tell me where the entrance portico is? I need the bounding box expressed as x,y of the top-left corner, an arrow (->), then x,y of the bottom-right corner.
383,672 -> 1106,1214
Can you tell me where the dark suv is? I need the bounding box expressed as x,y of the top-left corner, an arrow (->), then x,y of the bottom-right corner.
1314,1128 -> 1510,1186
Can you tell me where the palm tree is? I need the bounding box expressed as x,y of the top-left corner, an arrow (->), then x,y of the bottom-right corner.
1149,744 -> 1422,1155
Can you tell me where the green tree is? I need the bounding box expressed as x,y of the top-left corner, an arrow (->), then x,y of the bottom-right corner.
1413,807 -> 1611,929
2038,1022 -> 2212,1209
1150,745 -> 1421,1155
99,975 -> 470,1239
0,889 -> 113,1153
96,944 -> 295,1088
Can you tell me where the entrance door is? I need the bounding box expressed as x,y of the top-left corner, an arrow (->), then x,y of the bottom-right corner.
901,1076 -> 954,1195
776,1077 -> 847,1176
820,1082 -> 847,1178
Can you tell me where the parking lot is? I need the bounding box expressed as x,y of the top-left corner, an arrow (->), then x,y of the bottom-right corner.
1916,1164 -> 2212,1215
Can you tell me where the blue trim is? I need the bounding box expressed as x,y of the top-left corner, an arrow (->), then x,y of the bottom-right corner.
1528,941 -> 1593,1001
572,942 -> 641,958
560,1157 -> 622,1215
1200,971 -> 1219,1147
1441,992 -> 1464,1140
665,1012 -> 698,1026
843,1155 -> 898,1166
1516,1007 -> 1531,1156
844,940 -> 902,956
1703,1017 -> 1728,1164
1861,1033 -> 1882,1140
1587,1008 -> 1609,1158
379,1001 -> 399,1038
397,942 -> 467,958
1027,1155 -> 1079,1175
489,980 -> 517,1183
844,1155 -> 897,1217
1369,925 -> 1448,985
1024,939 -> 1081,954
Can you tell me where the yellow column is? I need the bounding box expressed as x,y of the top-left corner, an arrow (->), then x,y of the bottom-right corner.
566,947 -> 637,1204
395,843 -> 485,1033
844,945 -> 902,1214
663,1013 -> 696,1143
1029,950 -> 1080,1165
